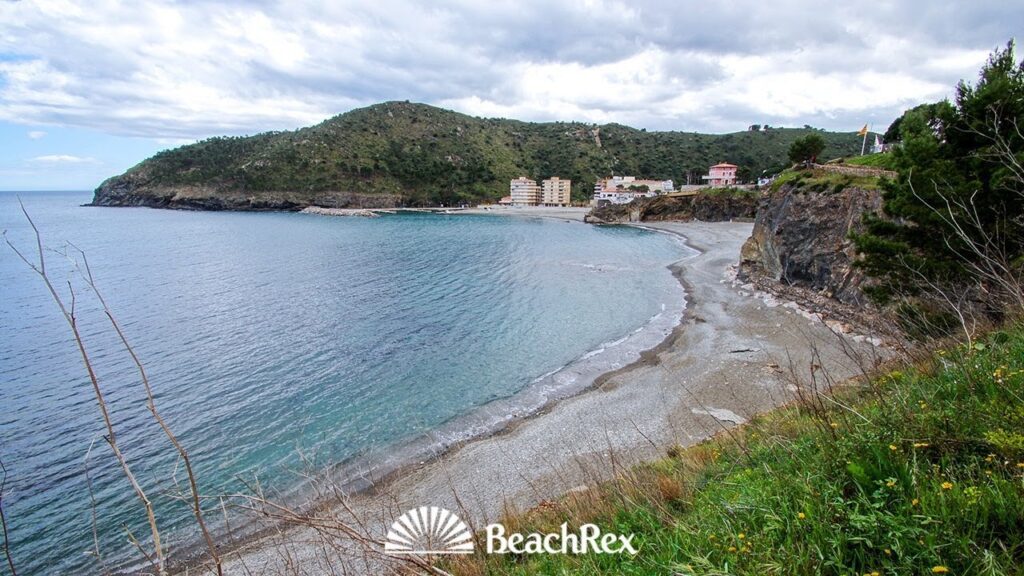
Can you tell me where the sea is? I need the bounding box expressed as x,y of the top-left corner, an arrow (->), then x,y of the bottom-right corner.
0,191 -> 689,573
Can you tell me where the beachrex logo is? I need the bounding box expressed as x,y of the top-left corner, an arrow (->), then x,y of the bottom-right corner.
384,507 -> 637,556
384,506 -> 475,555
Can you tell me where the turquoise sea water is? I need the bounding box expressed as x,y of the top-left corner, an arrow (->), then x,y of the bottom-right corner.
0,191 -> 687,573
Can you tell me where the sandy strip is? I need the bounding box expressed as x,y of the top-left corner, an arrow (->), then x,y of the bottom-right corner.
458,205 -> 590,221
217,220 -> 881,574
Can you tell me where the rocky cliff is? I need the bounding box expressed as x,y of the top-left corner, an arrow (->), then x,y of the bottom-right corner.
738,183 -> 883,307
583,191 -> 758,224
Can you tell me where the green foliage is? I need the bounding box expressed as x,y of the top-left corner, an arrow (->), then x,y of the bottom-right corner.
853,41 -> 1024,306
770,167 -> 883,194
845,153 -> 897,170
464,326 -> 1024,576
788,133 -> 827,164
110,102 -> 862,205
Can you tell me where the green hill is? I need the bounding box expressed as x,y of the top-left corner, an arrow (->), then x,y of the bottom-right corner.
92,101 -> 863,209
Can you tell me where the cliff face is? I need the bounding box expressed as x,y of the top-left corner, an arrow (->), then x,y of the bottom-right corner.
739,184 -> 883,306
583,192 -> 758,224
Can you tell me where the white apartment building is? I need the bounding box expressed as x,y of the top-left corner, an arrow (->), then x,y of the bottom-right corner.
592,175 -> 674,205
509,177 -> 541,206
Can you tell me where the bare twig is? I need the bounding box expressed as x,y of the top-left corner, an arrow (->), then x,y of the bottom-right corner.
1,457 -> 16,576
67,242 -> 222,575
3,200 -> 165,574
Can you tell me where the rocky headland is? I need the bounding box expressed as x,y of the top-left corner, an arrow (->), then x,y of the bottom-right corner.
88,101 -> 862,210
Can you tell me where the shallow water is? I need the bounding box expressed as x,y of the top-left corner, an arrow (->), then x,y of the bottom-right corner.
0,191 -> 686,573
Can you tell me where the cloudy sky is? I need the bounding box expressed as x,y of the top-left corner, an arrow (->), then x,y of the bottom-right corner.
0,0 -> 1020,190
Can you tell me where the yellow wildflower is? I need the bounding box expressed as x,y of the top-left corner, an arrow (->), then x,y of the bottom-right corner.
889,444 -> 898,451
912,498 -> 919,506
728,546 -> 737,552
797,512 -> 806,519
886,478 -> 897,488
708,534 -> 716,540
884,548 -> 892,555
738,533 -> 745,540
830,422 -> 839,428
1016,462 -> 1024,469
932,566 -> 950,574
941,481 -> 954,490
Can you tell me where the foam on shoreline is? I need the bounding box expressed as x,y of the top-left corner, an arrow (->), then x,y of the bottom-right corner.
299,232 -> 696,497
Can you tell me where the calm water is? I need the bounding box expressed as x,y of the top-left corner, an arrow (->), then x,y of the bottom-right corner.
0,191 -> 686,573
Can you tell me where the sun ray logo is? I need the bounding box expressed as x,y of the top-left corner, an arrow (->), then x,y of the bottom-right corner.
384,506 -> 474,555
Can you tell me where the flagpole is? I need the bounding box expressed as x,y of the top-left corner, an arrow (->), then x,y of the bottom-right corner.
861,128 -> 869,155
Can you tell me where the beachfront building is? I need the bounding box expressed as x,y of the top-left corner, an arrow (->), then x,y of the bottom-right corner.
541,177 -> 572,206
702,163 -> 738,186
595,176 -> 674,195
591,175 -> 674,206
509,177 -> 541,206
498,195 -> 513,205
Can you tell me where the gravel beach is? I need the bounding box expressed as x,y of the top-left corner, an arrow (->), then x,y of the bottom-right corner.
219,219 -> 882,574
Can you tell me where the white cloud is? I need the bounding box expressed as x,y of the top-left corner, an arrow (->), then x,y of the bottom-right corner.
0,0 -> 1019,139
27,130 -> 47,139
30,154 -> 96,163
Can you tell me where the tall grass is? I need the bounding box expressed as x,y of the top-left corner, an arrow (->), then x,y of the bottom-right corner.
448,326 -> 1024,575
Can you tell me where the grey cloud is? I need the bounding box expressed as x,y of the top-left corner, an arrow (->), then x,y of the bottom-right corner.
0,0 -> 1019,139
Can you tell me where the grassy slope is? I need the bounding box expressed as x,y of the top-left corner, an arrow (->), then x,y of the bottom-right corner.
771,166 -> 887,193
114,102 -> 862,205
845,152 -> 898,170
448,327 -> 1024,576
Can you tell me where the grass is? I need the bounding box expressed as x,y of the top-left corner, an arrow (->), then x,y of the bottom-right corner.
445,326 -> 1024,575
845,153 -> 898,170
771,166 -> 885,193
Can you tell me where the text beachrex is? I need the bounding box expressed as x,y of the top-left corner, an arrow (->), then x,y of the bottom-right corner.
384,507 -> 638,556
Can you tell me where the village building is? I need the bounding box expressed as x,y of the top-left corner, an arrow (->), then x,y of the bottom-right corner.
702,163 -> 738,186
591,175 -> 674,206
509,177 -> 541,206
541,177 -> 572,206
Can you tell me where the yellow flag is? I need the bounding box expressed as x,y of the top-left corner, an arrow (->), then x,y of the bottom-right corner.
857,124 -> 868,137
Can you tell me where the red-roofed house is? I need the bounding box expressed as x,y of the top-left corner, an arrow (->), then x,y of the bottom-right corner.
702,163 -> 738,186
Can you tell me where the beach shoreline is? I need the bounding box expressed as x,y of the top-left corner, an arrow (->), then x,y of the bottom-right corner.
212,218 -> 880,574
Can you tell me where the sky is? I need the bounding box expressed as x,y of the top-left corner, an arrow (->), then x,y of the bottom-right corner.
0,1 -> 1020,191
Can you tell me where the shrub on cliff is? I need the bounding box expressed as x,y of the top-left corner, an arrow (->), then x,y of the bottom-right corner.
788,133 -> 826,164
853,41 -> 1024,331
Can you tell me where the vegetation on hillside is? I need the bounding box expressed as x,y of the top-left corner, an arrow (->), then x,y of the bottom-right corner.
107,103 -> 862,205
844,152 -> 897,170
770,166 -> 885,194
788,133 -> 826,164
854,42 -> 1024,329
448,327 -> 1024,576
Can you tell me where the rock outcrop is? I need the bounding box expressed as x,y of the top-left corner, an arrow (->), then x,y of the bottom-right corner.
738,183 -> 883,307
584,192 -> 758,224
91,170 -> 403,211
